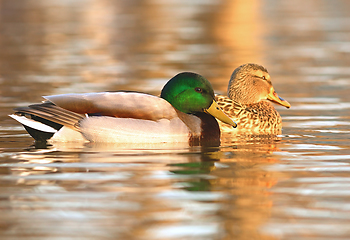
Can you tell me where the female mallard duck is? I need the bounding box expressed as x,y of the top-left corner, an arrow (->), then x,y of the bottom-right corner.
10,72 -> 237,146
216,63 -> 290,135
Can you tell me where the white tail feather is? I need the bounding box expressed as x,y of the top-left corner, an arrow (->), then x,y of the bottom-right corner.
9,114 -> 57,133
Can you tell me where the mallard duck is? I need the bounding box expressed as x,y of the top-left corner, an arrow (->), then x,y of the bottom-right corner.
216,63 -> 290,135
10,72 -> 237,146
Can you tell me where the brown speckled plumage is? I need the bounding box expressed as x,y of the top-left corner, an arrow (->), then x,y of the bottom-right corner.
216,63 -> 290,136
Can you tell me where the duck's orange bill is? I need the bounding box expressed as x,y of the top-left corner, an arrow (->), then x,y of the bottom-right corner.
267,90 -> 291,108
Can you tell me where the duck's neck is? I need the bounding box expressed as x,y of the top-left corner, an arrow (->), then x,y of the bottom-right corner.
176,110 -> 221,146
191,113 -> 220,147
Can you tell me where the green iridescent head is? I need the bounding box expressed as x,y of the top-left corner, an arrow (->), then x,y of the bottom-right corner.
161,72 -> 214,114
161,72 -> 237,127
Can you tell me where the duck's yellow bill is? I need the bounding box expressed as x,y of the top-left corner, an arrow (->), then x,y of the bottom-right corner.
267,88 -> 291,108
205,101 -> 237,128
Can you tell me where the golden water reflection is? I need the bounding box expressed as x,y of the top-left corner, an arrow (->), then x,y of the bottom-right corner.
1,141 -> 281,239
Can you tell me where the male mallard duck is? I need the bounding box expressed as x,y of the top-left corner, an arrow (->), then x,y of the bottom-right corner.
10,72 -> 237,146
216,63 -> 290,135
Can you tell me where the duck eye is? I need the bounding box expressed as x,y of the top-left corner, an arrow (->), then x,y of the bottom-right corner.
262,76 -> 266,80
195,87 -> 203,93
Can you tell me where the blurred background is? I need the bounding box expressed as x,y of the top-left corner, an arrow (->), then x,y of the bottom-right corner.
1,0 -> 350,240
2,0 -> 349,99
1,0 -> 350,100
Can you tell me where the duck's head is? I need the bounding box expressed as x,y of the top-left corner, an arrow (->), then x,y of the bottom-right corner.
161,72 -> 237,128
227,63 -> 291,108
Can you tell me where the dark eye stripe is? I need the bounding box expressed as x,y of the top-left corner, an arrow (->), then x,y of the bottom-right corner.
254,75 -> 267,80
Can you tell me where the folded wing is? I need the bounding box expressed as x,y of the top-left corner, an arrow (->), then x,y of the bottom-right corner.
44,92 -> 178,121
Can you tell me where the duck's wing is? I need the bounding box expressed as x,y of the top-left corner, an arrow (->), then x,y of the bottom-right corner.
14,102 -> 84,129
44,92 -> 178,121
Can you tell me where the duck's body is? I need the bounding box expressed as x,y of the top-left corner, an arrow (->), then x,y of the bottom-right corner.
216,63 -> 290,136
216,95 -> 283,135
10,72 -> 237,146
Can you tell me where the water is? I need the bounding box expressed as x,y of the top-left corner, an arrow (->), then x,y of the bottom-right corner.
1,0 -> 350,239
